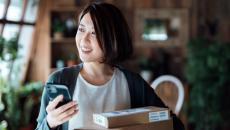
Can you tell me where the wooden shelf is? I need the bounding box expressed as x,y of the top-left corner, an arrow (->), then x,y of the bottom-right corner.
48,3 -> 83,74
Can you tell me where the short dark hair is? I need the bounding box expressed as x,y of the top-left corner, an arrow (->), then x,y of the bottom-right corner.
78,2 -> 133,65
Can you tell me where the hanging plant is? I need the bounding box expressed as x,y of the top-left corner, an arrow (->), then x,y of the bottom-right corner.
3,36 -> 19,61
186,38 -> 230,130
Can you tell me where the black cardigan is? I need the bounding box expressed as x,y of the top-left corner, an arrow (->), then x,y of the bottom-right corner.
36,64 -> 185,130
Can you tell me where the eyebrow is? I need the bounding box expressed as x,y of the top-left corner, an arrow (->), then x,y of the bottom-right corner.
79,24 -> 85,27
79,23 -> 95,30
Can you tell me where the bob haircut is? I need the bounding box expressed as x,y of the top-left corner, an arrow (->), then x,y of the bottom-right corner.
78,2 -> 133,65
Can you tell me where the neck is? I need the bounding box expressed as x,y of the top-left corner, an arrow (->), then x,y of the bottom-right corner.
81,62 -> 114,77
80,62 -> 114,86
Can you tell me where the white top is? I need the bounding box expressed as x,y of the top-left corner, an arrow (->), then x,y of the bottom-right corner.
68,68 -> 130,130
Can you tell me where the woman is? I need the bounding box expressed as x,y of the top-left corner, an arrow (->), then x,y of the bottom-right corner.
36,2 -> 184,130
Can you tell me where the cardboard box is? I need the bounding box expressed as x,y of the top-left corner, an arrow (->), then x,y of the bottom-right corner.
93,106 -> 169,128
109,119 -> 173,130
75,118 -> 173,130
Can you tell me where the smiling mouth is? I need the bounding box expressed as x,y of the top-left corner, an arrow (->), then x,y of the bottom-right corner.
80,47 -> 92,53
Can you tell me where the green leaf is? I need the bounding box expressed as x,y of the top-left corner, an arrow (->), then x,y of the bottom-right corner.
185,38 -> 230,130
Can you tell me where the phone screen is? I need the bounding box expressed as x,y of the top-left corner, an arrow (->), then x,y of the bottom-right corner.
46,84 -> 71,107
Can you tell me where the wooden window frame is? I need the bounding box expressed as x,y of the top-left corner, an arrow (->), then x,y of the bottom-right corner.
0,0 -> 39,83
0,0 -> 36,36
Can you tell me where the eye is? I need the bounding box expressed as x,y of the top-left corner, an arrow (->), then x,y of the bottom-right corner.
77,28 -> 85,33
91,31 -> 96,36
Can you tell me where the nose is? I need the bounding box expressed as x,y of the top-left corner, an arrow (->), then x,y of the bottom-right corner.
82,32 -> 90,43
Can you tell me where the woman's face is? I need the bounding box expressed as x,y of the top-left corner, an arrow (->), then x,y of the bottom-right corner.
75,13 -> 103,63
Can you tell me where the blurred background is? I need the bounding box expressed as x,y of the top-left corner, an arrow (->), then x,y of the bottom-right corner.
0,0 -> 230,130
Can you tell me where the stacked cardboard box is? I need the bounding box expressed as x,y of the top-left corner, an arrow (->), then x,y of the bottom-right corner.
76,106 -> 173,130
105,119 -> 172,130
76,119 -> 173,130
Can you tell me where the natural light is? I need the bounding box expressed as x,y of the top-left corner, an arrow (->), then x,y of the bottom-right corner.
0,0 -> 37,86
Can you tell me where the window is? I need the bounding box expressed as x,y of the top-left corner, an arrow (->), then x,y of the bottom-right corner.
0,24 -> 2,32
6,0 -> 23,21
0,0 -> 39,86
0,0 -> 5,19
2,24 -> 19,40
24,0 -> 39,23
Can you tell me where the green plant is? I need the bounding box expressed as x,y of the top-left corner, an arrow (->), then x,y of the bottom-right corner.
0,35 -> 20,83
0,77 -> 10,113
18,81 -> 43,127
4,37 -> 19,61
1,81 -> 43,130
0,35 -> 43,130
52,20 -> 65,33
0,120 -> 7,130
0,77 -> 9,95
185,38 -> 230,130
0,36 -> 5,60
0,36 -> 19,61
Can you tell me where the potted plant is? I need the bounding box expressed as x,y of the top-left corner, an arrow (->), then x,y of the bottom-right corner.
52,20 -> 65,40
17,81 -> 43,130
185,38 -> 230,130
1,80 -> 43,130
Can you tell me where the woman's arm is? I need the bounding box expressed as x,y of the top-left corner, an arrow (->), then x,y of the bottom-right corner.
35,87 -> 53,130
35,69 -> 78,130
35,71 -> 61,130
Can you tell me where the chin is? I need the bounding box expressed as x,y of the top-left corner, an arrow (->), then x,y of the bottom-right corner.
80,58 -> 103,64
80,58 -> 95,63
80,55 -> 103,63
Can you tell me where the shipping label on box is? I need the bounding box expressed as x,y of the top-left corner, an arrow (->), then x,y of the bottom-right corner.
149,110 -> 169,122
93,106 -> 169,128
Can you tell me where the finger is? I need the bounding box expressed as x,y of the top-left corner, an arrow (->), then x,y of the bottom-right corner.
46,95 -> 63,112
58,109 -> 79,124
46,105 -> 78,128
54,101 -> 77,115
57,105 -> 78,120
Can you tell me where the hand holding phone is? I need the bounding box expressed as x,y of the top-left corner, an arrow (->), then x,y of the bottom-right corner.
46,84 -> 71,108
45,84 -> 78,128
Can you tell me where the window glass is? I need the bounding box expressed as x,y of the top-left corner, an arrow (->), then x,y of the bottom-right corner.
10,25 -> 34,86
0,62 -> 9,79
1,0 -> 39,85
24,0 -> 39,23
0,0 -> 5,19
1,24 -> 19,80
6,0 -> 23,21
0,24 -> 2,32
2,24 -> 19,40
18,25 -> 34,61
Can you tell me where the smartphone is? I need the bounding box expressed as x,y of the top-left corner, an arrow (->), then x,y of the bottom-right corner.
45,84 -> 72,108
